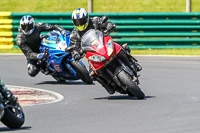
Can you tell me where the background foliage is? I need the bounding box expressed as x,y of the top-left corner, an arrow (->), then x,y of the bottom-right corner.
0,0 -> 199,12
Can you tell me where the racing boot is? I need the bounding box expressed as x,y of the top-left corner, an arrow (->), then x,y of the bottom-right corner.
89,71 -> 96,81
89,64 -> 97,81
5,90 -> 17,105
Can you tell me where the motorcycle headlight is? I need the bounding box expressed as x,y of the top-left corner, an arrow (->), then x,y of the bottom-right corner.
88,55 -> 106,62
106,40 -> 114,56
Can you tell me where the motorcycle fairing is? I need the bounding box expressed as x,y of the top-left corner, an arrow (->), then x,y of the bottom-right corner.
40,30 -> 80,80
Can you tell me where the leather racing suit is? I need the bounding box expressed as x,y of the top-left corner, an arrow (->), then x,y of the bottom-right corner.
16,23 -> 66,77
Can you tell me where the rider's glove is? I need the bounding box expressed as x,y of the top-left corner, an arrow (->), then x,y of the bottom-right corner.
107,22 -> 116,32
61,30 -> 70,36
104,23 -> 116,36
70,36 -> 81,46
37,53 -> 45,60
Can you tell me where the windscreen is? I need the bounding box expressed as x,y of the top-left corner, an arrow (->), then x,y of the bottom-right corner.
81,29 -> 103,51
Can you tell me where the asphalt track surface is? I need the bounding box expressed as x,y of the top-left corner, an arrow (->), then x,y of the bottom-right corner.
0,55 -> 199,133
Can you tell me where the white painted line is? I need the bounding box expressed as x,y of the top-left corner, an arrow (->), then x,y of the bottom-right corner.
7,85 -> 64,107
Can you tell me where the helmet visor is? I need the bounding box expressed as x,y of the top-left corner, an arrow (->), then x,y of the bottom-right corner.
21,23 -> 34,32
73,15 -> 88,26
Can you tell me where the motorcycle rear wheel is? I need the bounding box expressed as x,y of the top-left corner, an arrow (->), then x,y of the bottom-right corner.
70,61 -> 93,84
1,103 -> 25,129
117,70 -> 145,99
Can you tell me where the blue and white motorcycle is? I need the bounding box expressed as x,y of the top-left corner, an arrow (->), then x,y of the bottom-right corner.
38,30 -> 93,84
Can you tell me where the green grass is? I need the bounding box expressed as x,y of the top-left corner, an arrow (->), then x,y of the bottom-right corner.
1,0 -> 200,13
131,48 -> 200,55
0,48 -> 199,56
94,0 -> 185,12
0,48 -> 22,53
0,0 -> 87,13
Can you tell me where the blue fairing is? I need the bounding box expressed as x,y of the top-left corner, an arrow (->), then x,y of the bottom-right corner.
40,30 -> 83,80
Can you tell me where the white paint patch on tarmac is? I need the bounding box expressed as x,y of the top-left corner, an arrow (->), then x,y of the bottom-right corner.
7,85 -> 64,107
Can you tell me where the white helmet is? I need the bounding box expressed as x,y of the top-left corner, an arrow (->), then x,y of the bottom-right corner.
20,15 -> 35,35
72,8 -> 89,31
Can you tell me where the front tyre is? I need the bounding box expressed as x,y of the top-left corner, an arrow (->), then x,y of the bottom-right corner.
70,61 -> 93,84
1,103 -> 25,128
117,71 -> 145,99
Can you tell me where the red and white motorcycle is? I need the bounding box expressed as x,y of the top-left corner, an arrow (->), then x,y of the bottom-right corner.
81,29 -> 145,99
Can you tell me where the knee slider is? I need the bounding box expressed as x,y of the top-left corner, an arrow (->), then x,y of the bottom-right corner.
27,64 -> 39,77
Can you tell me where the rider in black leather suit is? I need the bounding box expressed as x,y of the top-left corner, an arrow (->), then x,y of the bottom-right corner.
16,15 -> 66,77
68,8 -> 142,73
69,16 -> 116,59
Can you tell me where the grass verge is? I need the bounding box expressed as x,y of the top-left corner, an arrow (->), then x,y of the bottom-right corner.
0,48 -> 199,56
1,0 -> 200,12
0,48 -> 22,53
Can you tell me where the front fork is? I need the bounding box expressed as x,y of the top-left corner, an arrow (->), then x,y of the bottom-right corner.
92,50 -> 140,94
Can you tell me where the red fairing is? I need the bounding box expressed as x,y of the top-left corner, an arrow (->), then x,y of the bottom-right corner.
85,35 -> 122,71
113,42 -> 122,55
104,36 -> 111,45
104,36 -> 122,55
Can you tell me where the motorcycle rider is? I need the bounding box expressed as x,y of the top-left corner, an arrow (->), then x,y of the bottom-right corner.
16,15 -> 66,77
68,8 -> 142,73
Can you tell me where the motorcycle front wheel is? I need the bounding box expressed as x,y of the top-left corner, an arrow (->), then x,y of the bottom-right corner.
1,103 -> 25,128
117,70 -> 145,99
70,61 -> 93,84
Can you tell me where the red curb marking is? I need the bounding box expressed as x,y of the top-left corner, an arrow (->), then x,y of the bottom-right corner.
8,87 -> 58,106
13,92 -> 43,95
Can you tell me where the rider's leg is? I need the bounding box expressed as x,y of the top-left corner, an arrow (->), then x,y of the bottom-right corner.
121,44 -> 142,71
0,79 -> 7,98
117,49 -> 133,69
27,59 -> 40,77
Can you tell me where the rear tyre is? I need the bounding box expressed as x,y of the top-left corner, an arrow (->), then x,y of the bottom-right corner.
1,103 -> 25,129
117,71 -> 145,99
70,61 -> 93,84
